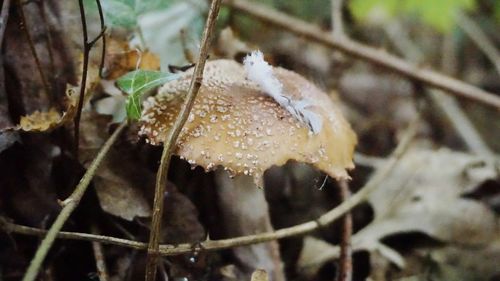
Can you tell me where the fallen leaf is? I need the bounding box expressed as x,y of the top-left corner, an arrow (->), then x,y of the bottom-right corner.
8,87 -> 78,132
77,111 -> 153,220
93,163 -> 152,221
251,269 -> 269,281
362,147 -> 498,246
297,146 -> 499,276
104,37 -> 161,80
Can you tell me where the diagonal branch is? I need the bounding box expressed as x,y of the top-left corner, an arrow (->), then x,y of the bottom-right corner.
3,118 -> 419,259
144,1 -> 223,280
20,122 -> 127,281
224,0 -> 500,110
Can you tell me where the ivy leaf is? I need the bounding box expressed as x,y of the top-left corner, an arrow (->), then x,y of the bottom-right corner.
116,70 -> 180,120
101,0 -> 137,28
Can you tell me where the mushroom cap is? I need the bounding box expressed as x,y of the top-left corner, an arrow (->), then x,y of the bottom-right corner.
140,60 -> 356,184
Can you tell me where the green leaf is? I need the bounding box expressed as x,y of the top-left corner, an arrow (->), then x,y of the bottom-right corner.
101,0 -> 137,28
402,0 -> 476,32
495,1 -> 500,22
349,0 -> 399,23
349,0 -> 477,32
117,70 -> 180,120
134,0 -> 173,14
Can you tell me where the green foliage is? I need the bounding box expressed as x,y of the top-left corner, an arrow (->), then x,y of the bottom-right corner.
495,1 -> 500,22
350,0 -> 399,20
100,0 -> 174,28
117,70 -> 180,120
349,0 -> 476,32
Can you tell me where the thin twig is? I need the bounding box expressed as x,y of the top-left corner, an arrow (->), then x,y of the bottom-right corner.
94,0 -> 106,78
337,180 -> 352,281
331,0 -> 344,39
224,0 -> 500,110
91,225 -> 109,281
3,119 -> 418,259
331,2 -> 351,279
457,12 -> 500,76
0,0 -> 12,49
74,0 -> 106,158
17,0 -> 51,100
21,122 -> 127,281
144,0 -> 222,280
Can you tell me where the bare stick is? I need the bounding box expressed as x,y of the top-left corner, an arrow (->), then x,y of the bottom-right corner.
457,12 -> 500,76
144,0 -> 222,280
21,122 -> 127,281
91,225 -> 109,281
17,0 -> 51,99
224,0 -> 500,110
94,0 -> 106,78
1,219 -> 148,250
331,2 -> 351,279
331,0 -> 344,39
74,0 -> 106,158
337,180 -> 352,281
4,119 -> 418,259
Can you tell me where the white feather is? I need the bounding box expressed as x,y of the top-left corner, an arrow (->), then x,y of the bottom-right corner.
243,50 -> 323,134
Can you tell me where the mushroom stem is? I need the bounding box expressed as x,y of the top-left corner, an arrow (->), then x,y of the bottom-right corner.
214,170 -> 285,281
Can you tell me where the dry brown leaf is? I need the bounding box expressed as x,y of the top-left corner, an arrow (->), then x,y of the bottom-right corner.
297,147 -> 499,275
9,87 -> 78,132
104,37 -> 160,80
18,109 -> 61,132
250,269 -> 269,281
94,172 -> 151,222
362,147 -> 498,246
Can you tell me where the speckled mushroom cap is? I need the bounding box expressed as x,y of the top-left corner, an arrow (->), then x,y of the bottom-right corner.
140,60 -> 356,185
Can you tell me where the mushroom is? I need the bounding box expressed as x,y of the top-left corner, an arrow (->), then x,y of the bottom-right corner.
139,57 -> 356,280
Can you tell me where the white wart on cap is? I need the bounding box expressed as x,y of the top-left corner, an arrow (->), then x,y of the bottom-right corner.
139,59 -> 356,185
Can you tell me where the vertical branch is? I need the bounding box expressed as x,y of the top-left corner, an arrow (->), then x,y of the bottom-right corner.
144,0 -> 223,280
17,0 -> 51,100
331,1 -> 351,279
95,0 -> 106,78
74,0 -> 89,157
329,0 -> 346,89
91,224 -> 109,281
336,180 -> 352,281
74,0 -> 106,157
21,122 -> 127,281
331,0 -> 344,39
